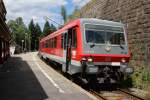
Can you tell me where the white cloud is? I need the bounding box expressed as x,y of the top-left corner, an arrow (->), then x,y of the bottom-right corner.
4,0 -> 67,28
72,0 -> 91,8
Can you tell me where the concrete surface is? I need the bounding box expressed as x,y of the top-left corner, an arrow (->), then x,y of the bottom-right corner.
0,52 -> 97,100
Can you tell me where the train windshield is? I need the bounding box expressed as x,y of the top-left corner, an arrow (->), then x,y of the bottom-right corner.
85,24 -> 125,45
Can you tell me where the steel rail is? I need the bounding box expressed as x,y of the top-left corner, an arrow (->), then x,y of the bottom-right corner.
89,89 -> 107,100
118,88 -> 145,100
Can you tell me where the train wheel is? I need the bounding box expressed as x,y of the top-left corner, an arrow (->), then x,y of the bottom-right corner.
87,77 -> 98,90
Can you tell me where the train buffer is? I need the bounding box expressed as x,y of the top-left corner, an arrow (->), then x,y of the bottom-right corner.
0,52 -> 97,100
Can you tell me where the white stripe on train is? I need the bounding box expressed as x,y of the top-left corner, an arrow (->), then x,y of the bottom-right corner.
39,51 -> 121,66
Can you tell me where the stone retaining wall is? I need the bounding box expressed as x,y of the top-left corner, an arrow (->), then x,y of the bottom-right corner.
72,0 -> 150,68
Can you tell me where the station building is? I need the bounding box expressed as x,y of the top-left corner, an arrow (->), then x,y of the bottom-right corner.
0,0 -> 10,65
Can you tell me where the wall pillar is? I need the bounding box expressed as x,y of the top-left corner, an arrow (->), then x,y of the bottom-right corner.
0,39 -> 2,64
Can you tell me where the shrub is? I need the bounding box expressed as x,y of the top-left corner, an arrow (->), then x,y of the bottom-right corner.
142,68 -> 150,83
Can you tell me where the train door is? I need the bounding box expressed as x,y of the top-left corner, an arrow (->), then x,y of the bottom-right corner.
65,29 -> 72,72
62,31 -> 69,72
62,27 -> 77,73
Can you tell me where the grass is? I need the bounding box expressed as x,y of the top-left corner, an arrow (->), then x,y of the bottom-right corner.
131,67 -> 150,100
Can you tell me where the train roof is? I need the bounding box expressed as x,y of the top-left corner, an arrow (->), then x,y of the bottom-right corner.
80,18 -> 124,27
40,18 -> 124,42
40,19 -> 80,42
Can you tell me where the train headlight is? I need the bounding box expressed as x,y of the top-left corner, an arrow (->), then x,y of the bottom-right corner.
82,58 -> 86,61
87,57 -> 93,62
121,58 -> 126,63
125,67 -> 134,74
81,57 -> 93,62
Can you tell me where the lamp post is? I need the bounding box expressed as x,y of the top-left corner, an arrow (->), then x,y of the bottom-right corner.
21,40 -> 24,53
35,40 -> 36,51
25,33 -> 27,52
29,34 -> 31,52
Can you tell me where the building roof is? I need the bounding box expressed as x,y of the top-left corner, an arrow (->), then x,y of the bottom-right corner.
0,0 -> 10,41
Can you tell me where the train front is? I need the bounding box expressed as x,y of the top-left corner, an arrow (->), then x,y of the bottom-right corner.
80,19 -> 133,83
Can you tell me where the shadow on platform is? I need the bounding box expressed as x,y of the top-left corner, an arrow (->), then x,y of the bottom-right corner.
0,56 -> 48,100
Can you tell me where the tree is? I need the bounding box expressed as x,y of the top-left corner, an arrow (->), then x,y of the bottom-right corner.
8,17 -> 43,52
68,6 -> 83,21
7,17 -> 27,49
35,23 -> 42,36
35,23 -> 42,49
28,19 -> 36,34
7,20 -> 18,42
50,24 -> 57,33
28,19 -> 44,50
61,5 -> 67,23
28,19 -> 36,50
16,17 -> 25,25
43,21 -> 51,36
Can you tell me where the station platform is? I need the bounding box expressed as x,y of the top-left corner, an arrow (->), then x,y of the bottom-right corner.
0,52 -> 97,100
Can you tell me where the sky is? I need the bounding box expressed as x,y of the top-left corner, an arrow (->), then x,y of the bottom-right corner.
4,0 -> 91,29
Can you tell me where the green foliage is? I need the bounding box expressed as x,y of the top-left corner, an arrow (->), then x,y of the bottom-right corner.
8,17 -> 52,51
28,19 -> 36,34
50,24 -> 57,33
142,68 -> 150,83
120,67 -> 150,90
131,67 -> 150,89
131,69 -> 143,88
43,21 -> 56,36
35,23 -> 42,50
7,17 -> 28,47
68,6 -> 83,21
28,19 -> 36,50
43,21 -> 51,36
121,75 -> 133,88
35,23 -> 42,37
28,19 -> 42,50
61,5 -> 67,23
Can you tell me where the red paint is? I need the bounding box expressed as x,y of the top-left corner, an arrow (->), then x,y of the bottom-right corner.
39,19 -> 131,64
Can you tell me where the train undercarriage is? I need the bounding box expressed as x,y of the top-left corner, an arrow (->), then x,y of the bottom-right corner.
39,52 -> 133,89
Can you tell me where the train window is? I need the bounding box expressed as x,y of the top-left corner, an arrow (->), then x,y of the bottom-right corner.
85,24 -> 125,45
45,40 -> 49,48
50,38 -> 53,48
54,37 -> 57,48
86,30 -> 105,44
64,33 -> 67,49
52,38 -> 54,48
61,34 -> 64,48
42,43 -> 44,48
49,39 -> 51,48
49,39 -> 52,48
53,39 -> 54,48
44,42 -> 46,48
48,39 -> 49,47
106,32 -> 125,45
61,32 -> 67,49
72,29 -> 77,48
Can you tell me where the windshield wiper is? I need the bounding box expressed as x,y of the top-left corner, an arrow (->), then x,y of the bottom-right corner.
90,43 -> 95,48
120,44 -> 124,49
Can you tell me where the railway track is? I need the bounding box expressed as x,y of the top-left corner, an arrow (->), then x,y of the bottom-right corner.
41,57 -> 145,100
118,89 -> 145,100
90,88 -> 145,100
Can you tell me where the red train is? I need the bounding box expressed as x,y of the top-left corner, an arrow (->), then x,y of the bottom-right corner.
39,18 -> 133,83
